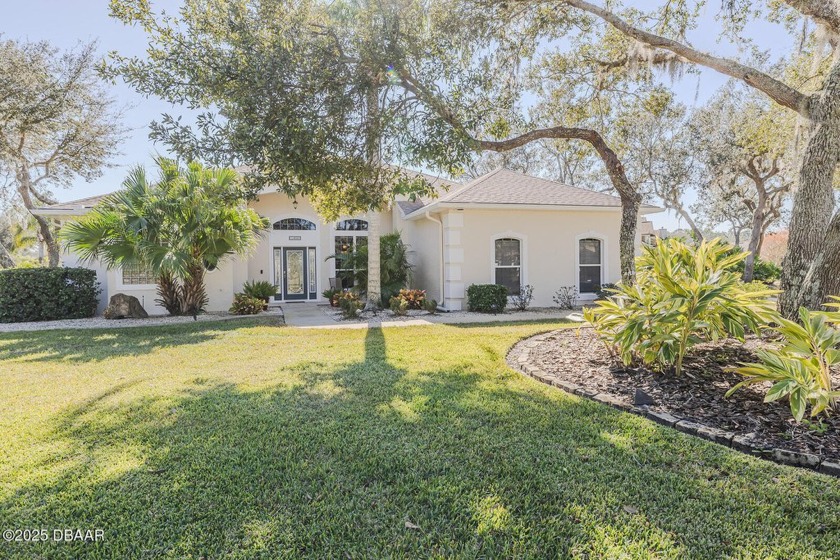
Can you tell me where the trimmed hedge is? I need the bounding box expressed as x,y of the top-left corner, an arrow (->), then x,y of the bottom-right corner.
0,267 -> 100,323
467,284 -> 508,313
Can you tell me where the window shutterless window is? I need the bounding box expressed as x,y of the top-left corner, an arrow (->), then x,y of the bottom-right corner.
334,235 -> 367,289
494,238 -> 521,295
578,238 -> 602,293
121,262 -> 156,285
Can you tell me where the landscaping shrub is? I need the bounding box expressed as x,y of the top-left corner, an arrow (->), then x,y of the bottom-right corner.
594,283 -> 618,300
467,284 -> 508,313
726,251 -> 782,283
0,267 -> 100,323
423,298 -> 438,314
728,299 -> 840,422
322,288 -> 339,306
740,280 -> 772,293
752,258 -> 782,283
242,280 -> 278,301
511,284 -> 534,311
584,238 -> 776,375
229,293 -> 264,315
390,288 -> 425,310
337,291 -> 363,319
553,286 -> 578,309
389,296 -> 409,316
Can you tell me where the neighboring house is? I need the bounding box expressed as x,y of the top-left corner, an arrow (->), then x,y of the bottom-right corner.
33,168 -> 661,314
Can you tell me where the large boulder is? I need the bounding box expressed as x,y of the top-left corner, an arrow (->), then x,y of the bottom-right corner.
103,293 -> 149,319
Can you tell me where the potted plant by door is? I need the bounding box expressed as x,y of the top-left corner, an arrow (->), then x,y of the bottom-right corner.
243,280 -> 279,310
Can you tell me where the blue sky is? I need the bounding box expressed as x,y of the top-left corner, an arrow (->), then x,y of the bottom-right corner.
3,1 -> 794,229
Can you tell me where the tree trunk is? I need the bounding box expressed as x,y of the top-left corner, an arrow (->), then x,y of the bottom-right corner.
15,168 -> 60,267
676,207 -> 704,242
619,192 -> 642,284
155,271 -> 182,316
0,242 -> 15,268
743,184 -> 768,283
779,60 -> 840,317
800,209 -> 840,308
180,264 -> 208,318
816,210 -> 840,303
364,78 -> 382,311
366,210 -> 381,309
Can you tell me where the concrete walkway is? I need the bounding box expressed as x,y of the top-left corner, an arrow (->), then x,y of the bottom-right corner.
280,303 -> 582,329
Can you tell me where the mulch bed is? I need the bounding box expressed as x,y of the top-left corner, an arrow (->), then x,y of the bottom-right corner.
525,328 -> 840,463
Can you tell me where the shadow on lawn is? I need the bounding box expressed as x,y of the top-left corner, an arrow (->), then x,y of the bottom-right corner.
1,327 -> 839,559
0,317 -> 277,363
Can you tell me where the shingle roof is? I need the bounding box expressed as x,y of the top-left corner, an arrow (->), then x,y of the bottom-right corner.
396,200 -> 427,215
440,168 -> 627,207
40,194 -> 110,212
392,169 -> 459,216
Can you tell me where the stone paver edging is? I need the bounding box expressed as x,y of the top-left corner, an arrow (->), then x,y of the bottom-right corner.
507,329 -> 840,478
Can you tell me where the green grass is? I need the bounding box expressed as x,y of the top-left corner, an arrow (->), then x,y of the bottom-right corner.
0,319 -> 838,559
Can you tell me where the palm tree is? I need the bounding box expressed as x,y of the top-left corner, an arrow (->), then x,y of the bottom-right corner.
0,215 -> 38,268
62,159 -> 267,316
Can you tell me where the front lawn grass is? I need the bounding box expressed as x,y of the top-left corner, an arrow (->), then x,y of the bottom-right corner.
0,319 -> 838,558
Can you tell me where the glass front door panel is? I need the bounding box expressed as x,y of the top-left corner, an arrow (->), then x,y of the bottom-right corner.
285,249 -> 305,296
308,248 -> 316,297
273,248 -> 283,299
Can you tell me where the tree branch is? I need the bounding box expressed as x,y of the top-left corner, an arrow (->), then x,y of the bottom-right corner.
784,0 -> 840,34
558,0 -> 812,114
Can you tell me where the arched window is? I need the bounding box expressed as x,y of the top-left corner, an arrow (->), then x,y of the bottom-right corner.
335,219 -> 368,231
273,218 -> 316,231
579,238 -> 602,293
494,238 -> 521,295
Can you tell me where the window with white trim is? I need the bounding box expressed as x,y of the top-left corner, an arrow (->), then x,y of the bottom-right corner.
578,238 -> 602,293
273,218 -> 316,230
334,235 -> 367,289
494,238 -> 521,295
121,262 -> 156,285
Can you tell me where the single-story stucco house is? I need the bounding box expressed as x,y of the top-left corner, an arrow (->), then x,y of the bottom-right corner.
33,167 -> 661,314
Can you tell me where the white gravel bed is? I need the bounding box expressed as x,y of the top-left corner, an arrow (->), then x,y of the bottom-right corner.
0,309 -> 284,334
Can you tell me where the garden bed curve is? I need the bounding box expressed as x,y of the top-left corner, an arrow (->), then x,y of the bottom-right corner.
507,328 -> 840,477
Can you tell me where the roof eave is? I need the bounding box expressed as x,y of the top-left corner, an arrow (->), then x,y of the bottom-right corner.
31,207 -> 92,217
404,201 -> 663,220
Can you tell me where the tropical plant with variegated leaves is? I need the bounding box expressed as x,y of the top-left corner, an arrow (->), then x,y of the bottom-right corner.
727,298 -> 840,422
584,238 -> 777,375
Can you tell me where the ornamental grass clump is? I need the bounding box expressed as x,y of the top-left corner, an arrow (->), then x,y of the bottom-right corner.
583,238 -> 776,375
728,299 -> 840,422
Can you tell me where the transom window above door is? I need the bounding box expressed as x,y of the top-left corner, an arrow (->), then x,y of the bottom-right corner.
335,219 -> 368,231
494,238 -> 521,295
579,238 -> 602,293
273,218 -> 316,230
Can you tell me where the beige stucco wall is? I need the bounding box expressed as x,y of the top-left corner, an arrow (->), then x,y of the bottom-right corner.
393,210 -> 442,302
445,207 -> 631,308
